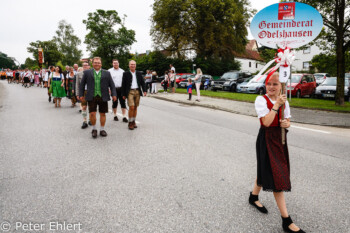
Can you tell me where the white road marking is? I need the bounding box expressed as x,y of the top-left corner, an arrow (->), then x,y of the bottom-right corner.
291,125 -> 331,134
109,110 -> 140,124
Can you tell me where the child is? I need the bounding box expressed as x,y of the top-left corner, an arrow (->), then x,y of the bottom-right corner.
187,78 -> 193,100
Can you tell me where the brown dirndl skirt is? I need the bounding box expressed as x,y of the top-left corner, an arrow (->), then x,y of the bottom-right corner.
256,126 -> 291,192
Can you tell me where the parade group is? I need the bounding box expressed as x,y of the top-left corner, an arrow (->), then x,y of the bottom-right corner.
1,57 -> 305,233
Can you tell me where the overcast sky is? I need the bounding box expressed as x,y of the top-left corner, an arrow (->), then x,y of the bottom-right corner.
0,0 -> 278,64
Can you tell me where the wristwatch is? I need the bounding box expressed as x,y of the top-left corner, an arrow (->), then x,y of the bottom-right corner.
271,108 -> 278,113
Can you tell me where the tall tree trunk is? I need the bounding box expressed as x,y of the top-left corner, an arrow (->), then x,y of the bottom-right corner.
335,0 -> 345,106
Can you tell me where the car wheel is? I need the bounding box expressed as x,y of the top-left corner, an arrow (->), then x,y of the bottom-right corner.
296,90 -> 301,98
310,90 -> 315,98
230,84 -> 236,92
259,88 -> 264,95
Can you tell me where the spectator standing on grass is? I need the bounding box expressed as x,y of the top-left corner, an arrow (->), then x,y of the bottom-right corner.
163,71 -> 169,93
169,70 -> 175,93
151,71 -> 158,94
187,78 -> 193,101
194,68 -> 202,102
145,70 -> 152,94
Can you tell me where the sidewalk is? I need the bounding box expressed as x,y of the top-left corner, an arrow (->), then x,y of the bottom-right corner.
150,92 -> 350,128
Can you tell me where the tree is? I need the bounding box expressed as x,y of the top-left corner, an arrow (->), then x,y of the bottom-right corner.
53,20 -> 83,65
27,40 -> 63,67
312,52 -> 350,76
297,0 -> 350,105
0,52 -> 16,69
83,9 -> 136,69
23,57 -> 39,70
151,0 -> 255,59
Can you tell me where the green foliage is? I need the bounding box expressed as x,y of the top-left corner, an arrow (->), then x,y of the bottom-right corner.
55,61 -> 65,71
133,51 -> 240,76
312,52 -> 350,76
151,0 -> 255,59
83,9 -> 136,69
53,20 -> 83,65
27,40 -> 63,67
258,47 -> 277,62
0,52 -> 16,69
23,57 -> 39,70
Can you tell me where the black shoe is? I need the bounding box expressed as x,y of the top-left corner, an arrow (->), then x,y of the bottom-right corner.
100,130 -> 107,137
81,122 -> 88,129
49,96 -> 51,102
249,192 -> 268,214
92,129 -> 98,138
114,116 -> 119,121
88,121 -> 92,126
282,216 -> 305,233
122,117 -> 128,123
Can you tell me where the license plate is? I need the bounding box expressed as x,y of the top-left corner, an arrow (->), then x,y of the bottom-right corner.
323,94 -> 335,98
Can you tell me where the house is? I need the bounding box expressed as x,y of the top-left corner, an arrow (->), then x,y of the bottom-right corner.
292,45 -> 321,72
234,40 -> 265,73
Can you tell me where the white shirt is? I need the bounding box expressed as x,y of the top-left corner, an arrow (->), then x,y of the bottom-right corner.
23,71 -> 32,78
255,95 -> 291,119
44,72 -> 51,81
145,73 -> 152,83
108,67 -> 124,88
131,71 -> 139,89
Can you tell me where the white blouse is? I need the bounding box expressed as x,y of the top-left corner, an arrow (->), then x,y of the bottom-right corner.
255,95 -> 291,119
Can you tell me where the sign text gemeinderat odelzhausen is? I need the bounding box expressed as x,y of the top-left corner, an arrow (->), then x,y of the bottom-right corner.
250,2 -> 323,49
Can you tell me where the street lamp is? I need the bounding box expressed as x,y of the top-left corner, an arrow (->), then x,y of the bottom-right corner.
193,64 -> 196,74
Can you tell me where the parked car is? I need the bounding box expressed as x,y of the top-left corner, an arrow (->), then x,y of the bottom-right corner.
238,75 -> 267,94
175,73 -> 193,86
315,77 -> 350,100
345,73 -> 350,79
179,75 -> 213,90
286,73 -> 316,98
313,73 -> 330,86
212,71 -> 251,92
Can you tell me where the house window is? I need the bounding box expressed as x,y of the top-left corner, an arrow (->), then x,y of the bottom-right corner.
303,62 -> 310,69
303,47 -> 311,54
249,62 -> 251,67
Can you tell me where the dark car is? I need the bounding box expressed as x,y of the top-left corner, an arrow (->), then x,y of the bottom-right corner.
313,73 -> 330,86
179,75 -> 213,90
212,71 -> 251,92
238,75 -> 267,95
286,74 -> 317,98
315,77 -> 350,100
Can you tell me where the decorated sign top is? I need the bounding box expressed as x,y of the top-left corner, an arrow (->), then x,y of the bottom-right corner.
250,2 -> 323,49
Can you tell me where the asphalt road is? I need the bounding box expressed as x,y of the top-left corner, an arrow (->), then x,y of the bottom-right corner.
0,81 -> 349,233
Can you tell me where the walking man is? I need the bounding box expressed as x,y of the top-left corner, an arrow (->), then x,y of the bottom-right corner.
121,60 -> 146,130
108,59 -> 128,123
76,62 -> 91,129
79,57 -> 117,138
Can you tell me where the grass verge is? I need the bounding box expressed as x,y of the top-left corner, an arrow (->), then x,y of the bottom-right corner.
161,88 -> 350,113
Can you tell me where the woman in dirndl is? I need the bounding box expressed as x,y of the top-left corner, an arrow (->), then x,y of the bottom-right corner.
49,66 -> 66,108
34,69 -> 40,86
249,72 -> 305,233
66,67 -> 76,107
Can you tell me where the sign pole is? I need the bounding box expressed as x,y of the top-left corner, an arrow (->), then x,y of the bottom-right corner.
281,83 -> 286,144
